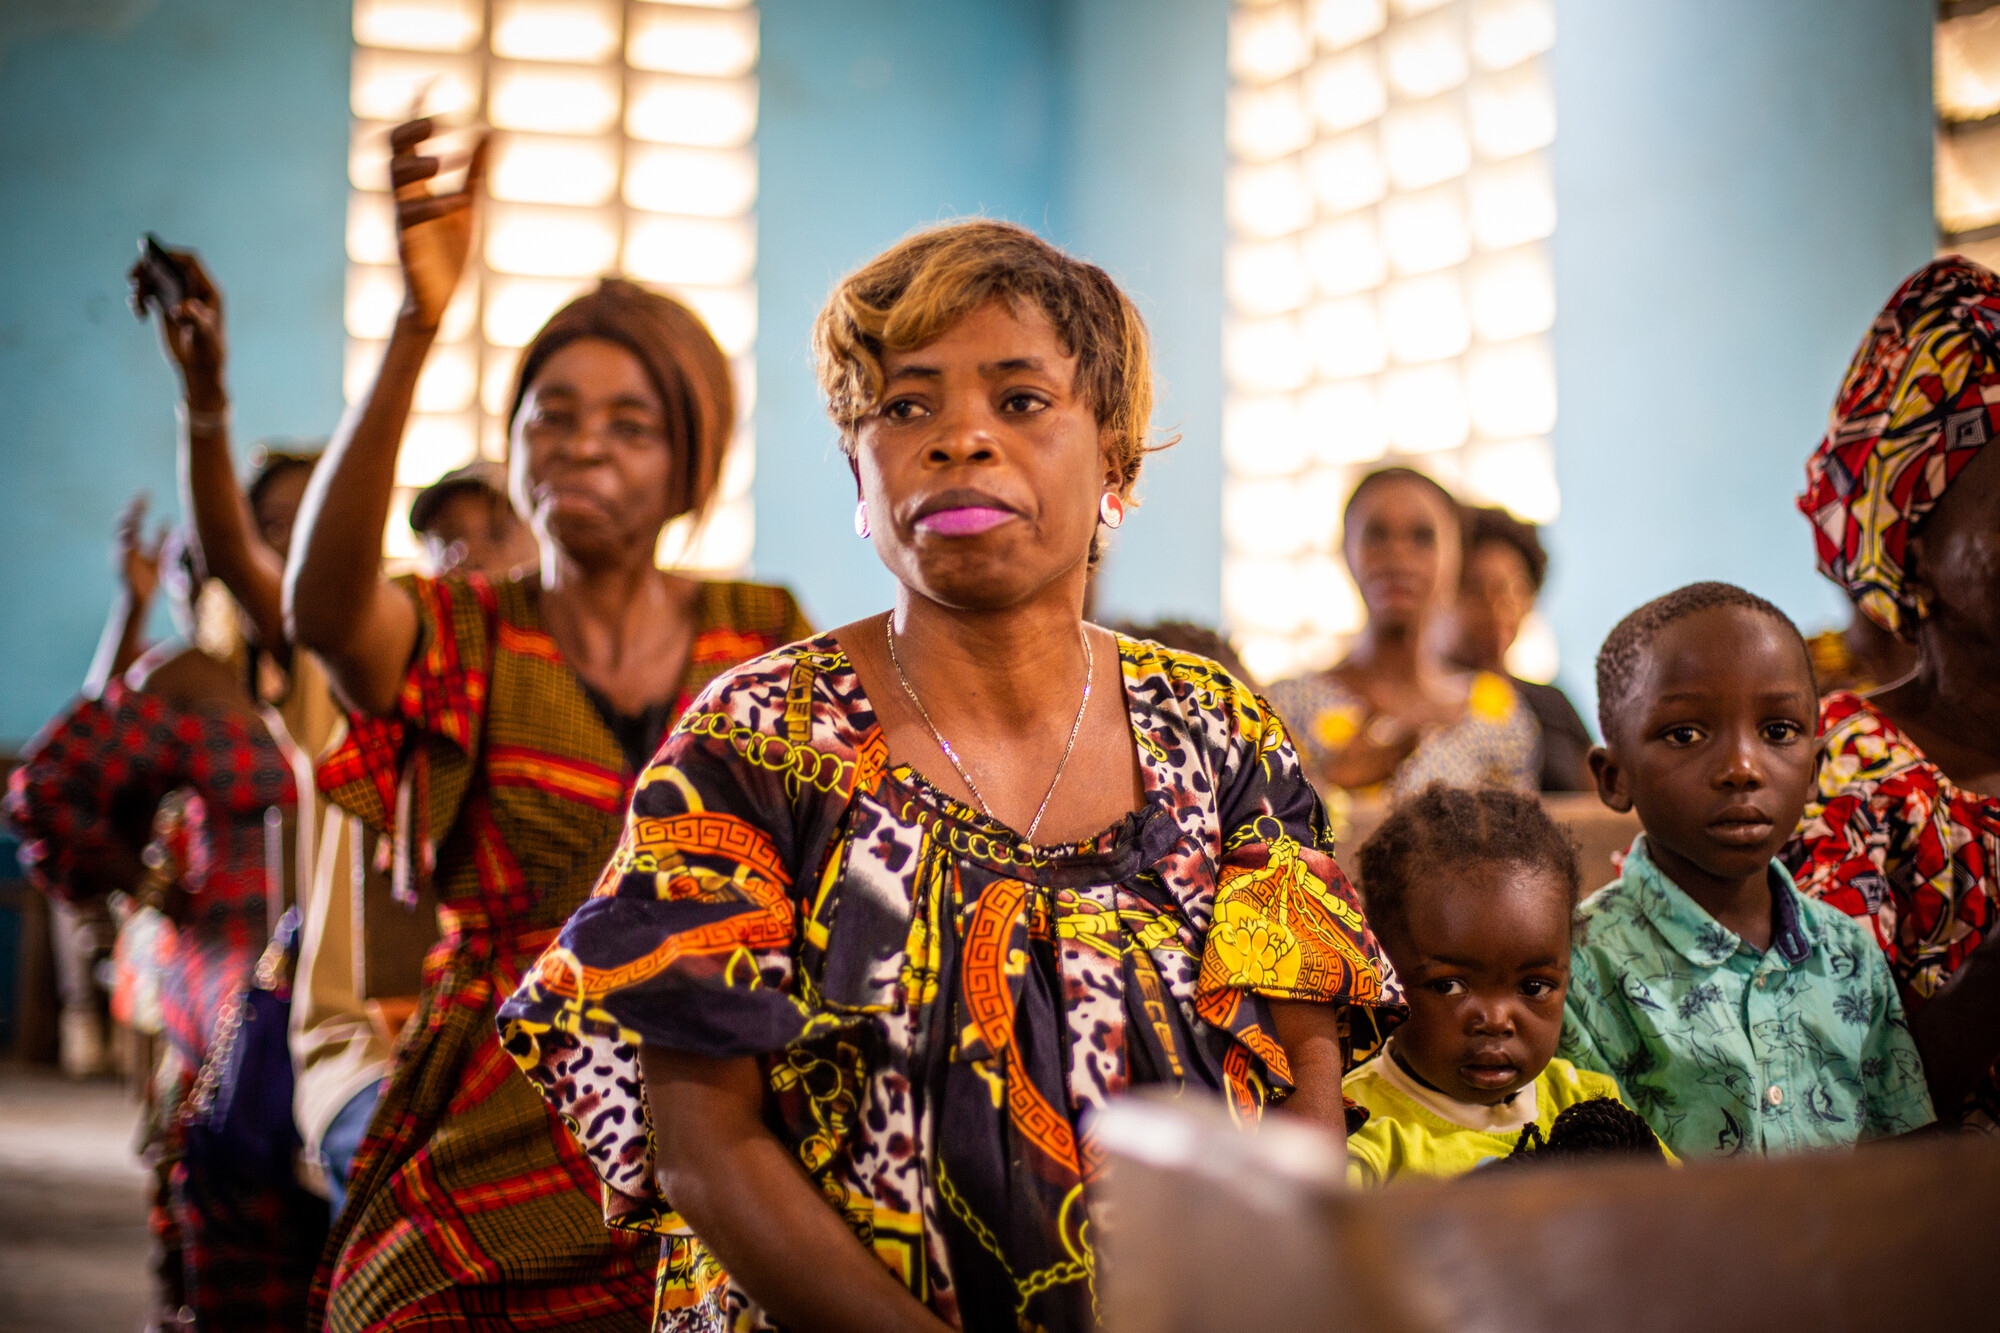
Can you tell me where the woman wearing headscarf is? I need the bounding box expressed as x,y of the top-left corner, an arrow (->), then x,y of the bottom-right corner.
1787,255 -> 2000,1126
287,119 -> 810,1330
497,219 -> 1401,1332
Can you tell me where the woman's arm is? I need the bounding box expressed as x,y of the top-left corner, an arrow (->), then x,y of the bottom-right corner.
131,249 -> 287,649
1268,999 -> 1351,1152
640,1046 -> 953,1333
285,118 -> 485,715
84,494 -> 162,695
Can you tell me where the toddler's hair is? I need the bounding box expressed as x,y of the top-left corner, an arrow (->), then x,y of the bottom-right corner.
1353,783 -> 1580,946
1485,1097 -> 1667,1170
1595,581 -> 1811,743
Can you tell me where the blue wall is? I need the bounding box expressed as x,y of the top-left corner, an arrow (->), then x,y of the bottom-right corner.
751,0 -> 1229,631
1545,0 -> 1935,726
1056,0 -> 1228,625
752,0 -> 1064,630
0,0 -> 351,745
0,0 -> 1938,742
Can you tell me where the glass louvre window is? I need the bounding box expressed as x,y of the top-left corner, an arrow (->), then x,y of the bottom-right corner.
1223,0 -> 1559,686
346,0 -> 760,571
1938,3 -> 2000,275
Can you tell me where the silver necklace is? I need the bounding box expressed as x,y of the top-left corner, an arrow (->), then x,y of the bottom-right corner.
884,615 -> 1093,842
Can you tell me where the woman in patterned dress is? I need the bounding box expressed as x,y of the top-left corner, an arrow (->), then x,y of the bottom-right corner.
1265,468 -> 1538,800
286,118 -> 809,1331
498,219 -> 1402,1332
1787,256 -> 2000,1125
7,529 -> 324,1330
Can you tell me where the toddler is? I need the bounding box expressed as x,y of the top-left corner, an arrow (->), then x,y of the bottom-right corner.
1345,784 -> 1663,1184
1562,582 -> 1934,1156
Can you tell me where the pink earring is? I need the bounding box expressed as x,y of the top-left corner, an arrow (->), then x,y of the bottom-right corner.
854,500 -> 870,539
1098,492 -> 1125,529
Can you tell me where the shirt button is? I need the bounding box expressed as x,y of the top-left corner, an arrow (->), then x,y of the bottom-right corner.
1767,1085 -> 1784,1108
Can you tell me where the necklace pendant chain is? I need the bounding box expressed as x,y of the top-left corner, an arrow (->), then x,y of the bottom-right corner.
885,616 -> 1094,843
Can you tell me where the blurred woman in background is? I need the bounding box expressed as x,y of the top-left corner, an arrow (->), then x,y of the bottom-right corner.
1446,505 -> 1592,792
286,118 -> 809,1331
6,525 -> 322,1332
1266,467 -> 1537,799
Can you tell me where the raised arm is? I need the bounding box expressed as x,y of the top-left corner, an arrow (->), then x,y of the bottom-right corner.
285,118 -> 486,715
130,248 -> 286,649
84,493 -> 164,696
640,1047 -> 954,1333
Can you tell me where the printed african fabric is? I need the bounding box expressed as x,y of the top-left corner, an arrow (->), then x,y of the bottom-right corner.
1262,668 -> 1537,799
1560,837 -> 1934,1159
308,573 -> 810,1333
1786,690 -> 2000,1122
498,632 -> 1403,1333
1799,255 -> 1999,635
5,677 -> 323,1330
1343,1049 -> 1633,1185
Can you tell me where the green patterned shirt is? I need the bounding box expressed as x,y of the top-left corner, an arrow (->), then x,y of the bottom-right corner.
1560,837 -> 1933,1158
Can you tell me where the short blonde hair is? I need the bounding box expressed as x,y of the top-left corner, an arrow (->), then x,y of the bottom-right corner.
812,220 -> 1166,492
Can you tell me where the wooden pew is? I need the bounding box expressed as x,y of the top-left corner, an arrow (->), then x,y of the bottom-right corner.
1333,792 -> 1640,893
1098,1094 -> 1999,1333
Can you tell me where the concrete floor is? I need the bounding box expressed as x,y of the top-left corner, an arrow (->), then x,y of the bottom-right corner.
0,1064 -> 152,1333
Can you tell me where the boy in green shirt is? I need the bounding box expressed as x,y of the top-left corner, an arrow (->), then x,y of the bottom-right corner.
1561,583 -> 1934,1157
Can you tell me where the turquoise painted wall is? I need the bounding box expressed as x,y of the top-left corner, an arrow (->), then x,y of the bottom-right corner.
0,0 -> 1938,746
1544,0 -> 1935,727
750,0 -> 1229,631
0,0 -> 351,744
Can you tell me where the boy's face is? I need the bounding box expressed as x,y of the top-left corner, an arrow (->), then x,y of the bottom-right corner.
1592,606 -> 1817,894
1386,860 -> 1571,1106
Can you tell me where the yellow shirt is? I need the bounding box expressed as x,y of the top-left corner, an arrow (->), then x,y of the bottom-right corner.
1344,1049 -> 1631,1185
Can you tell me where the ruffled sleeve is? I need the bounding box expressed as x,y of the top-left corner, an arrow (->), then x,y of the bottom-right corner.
497,646 -> 845,1231
5,683 -> 185,899
1182,668 -> 1405,1099
315,574 -> 496,896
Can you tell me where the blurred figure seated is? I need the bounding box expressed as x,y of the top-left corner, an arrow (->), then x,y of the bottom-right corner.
1447,505 -> 1593,791
1266,467 -> 1537,798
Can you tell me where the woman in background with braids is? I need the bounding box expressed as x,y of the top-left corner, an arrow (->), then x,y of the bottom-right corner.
286,117 -> 809,1331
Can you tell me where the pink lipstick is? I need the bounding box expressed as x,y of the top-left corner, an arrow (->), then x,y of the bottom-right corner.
915,506 -> 1014,537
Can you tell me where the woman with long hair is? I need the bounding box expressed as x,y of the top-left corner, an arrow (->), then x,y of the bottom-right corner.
287,119 -> 810,1330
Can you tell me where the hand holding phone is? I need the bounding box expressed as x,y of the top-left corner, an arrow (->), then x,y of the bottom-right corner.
127,237 -> 227,407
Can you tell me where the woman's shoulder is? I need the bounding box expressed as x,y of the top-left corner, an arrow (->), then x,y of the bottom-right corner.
1118,633 -> 1289,745
677,632 -> 864,734
690,578 -> 811,640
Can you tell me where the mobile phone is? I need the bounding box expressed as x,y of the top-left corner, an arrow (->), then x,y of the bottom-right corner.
136,234 -> 191,318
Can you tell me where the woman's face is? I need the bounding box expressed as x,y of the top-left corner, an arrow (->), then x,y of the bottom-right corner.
1343,477 -> 1461,631
854,298 -> 1110,612
252,466 -> 312,560
1911,440 -> 2000,656
1452,538 -> 1536,670
511,337 -> 675,564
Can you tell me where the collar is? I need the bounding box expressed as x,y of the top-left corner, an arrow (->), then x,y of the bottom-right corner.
1620,835 -> 1818,969
1370,1037 -> 1540,1134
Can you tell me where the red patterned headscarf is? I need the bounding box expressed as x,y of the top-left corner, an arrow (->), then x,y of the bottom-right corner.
1800,256 -> 2000,635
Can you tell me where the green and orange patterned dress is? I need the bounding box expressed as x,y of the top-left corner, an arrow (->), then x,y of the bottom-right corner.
498,633 -> 1402,1332
309,573 -> 809,1332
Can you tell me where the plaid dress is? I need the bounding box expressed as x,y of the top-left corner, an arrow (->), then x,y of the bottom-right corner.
499,635 -> 1402,1332
311,573 -> 809,1333
6,677 -> 321,1330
